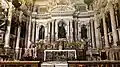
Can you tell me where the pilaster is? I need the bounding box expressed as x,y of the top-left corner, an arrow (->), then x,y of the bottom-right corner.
90,18 -> 96,49
70,20 -> 73,42
35,25 -> 40,41
44,25 -> 48,41
102,9 -> 109,48
108,2 -> 118,46
94,13 -> 101,49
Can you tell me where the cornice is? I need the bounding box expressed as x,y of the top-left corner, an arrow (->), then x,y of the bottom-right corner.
50,11 -> 74,16
35,13 -> 51,19
77,11 -> 94,18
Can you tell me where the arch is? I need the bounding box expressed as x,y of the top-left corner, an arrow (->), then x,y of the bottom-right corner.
58,20 -> 66,38
81,24 -> 87,39
39,25 -> 45,39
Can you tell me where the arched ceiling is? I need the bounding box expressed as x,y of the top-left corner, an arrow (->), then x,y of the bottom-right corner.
34,0 -> 87,13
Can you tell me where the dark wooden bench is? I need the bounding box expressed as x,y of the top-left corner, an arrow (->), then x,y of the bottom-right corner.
0,61 -> 41,67
68,60 -> 120,67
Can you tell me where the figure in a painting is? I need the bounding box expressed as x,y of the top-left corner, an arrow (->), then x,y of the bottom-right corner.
81,24 -> 87,39
58,21 -> 66,38
39,25 -> 45,39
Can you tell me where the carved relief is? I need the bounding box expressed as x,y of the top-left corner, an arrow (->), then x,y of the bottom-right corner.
48,0 -> 71,7
55,0 -> 70,5
49,5 -> 75,12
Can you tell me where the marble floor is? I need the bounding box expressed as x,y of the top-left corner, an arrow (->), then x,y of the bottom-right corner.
41,61 -> 68,67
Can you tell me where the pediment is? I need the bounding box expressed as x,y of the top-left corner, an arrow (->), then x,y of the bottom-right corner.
49,5 -> 75,12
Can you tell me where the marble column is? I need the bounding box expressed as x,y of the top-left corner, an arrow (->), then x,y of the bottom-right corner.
90,19 -> 96,49
102,12 -> 109,48
35,25 -> 40,41
75,21 -> 77,41
88,22 -> 92,46
19,48 -> 22,60
16,11 -> 22,60
47,23 -> 49,40
109,2 -> 118,46
48,22 -> 51,42
16,11 -> 22,49
32,12 -> 37,43
68,21 -> 70,42
52,20 -> 54,41
87,24 -> 90,41
31,19 -> 36,58
53,19 -> 56,41
27,16 -> 32,48
76,22 -> 79,41
32,21 -> 35,47
55,20 -> 58,41
94,14 -> 100,49
70,20 -> 73,42
25,19 -> 29,48
78,24 -> 81,41
66,23 -> 69,42
4,1 -> 13,48
108,32 -> 112,43
44,25 -> 47,41
34,47 -> 37,58
118,29 -> 120,40
15,25 -> 21,60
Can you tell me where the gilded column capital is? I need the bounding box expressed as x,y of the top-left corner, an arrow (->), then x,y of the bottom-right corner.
44,24 -> 48,28
101,8 -> 106,15
107,0 -> 114,8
